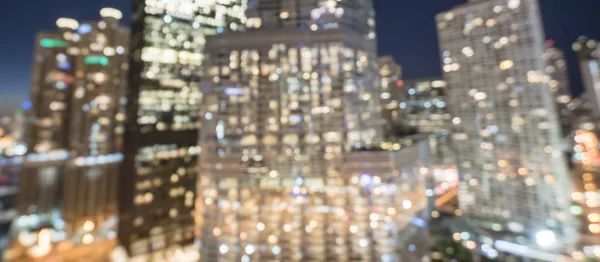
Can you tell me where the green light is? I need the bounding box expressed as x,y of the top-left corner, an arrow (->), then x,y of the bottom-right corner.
84,56 -> 109,66
40,38 -> 68,48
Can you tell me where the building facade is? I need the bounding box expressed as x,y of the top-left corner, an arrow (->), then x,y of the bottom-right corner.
378,56 -> 404,138
197,137 -> 433,262
119,1 -> 245,260
401,78 -> 451,133
573,37 -> 600,119
197,0 -> 381,185
194,0 -> 435,260
437,0 -> 576,251
543,46 -> 573,136
9,8 -> 128,259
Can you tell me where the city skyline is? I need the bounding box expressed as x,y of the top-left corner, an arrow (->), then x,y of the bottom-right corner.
2,0 -> 600,116
1,0 -> 600,261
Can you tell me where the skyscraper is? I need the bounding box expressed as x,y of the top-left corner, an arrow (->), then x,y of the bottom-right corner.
378,56 -> 404,138
10,9 -> 128,259
436,0 -> 576,252
543,45 -> 573,136
197,0 -> 381,201
401,78 -> 450,133
195,0 -> 435,260
573,37 -> 600,119
119,1 -> 245,259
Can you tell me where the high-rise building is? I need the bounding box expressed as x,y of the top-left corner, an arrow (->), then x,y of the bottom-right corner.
195,0 -> 434,260
399,78 -> 457,209
119,1 -> 245,259
9,8 -> 128,259
197,0 -> 381,196
573,37 -> 600,119
197,0 -> 381,185
378,56 -> 404,138
436,0 -> 576,253
543,45 -> 573,136
401,78 -> 451,133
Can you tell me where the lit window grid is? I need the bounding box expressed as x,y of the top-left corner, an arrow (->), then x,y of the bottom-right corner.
122,0 -> 246,256
543,47 -> 573,136
436,0 -> 576,244
377,56 -> 404,137
402,79 -> 451,133
196,146 -> 432,261
200,41 -> 382,180
246,0 -> 376,37
21,14 -> 130,242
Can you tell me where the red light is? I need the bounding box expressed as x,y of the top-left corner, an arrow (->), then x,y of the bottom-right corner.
396,80 -> 404,87
545,39 -> 555,47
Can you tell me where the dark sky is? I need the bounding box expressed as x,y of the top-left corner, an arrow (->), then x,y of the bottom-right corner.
1,0 -> 599,116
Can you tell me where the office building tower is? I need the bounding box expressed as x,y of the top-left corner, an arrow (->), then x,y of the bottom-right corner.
378,56 -> 404,138
436,0 -> 576,252
400,78 -> 456,202
543,45 -> 573,136
402,78 -> 451,133
9,8 -> 128,259
119,1 -> 245,259
197,0 -> 380,197
573,37 -> 600,119
196,0 -> 433,260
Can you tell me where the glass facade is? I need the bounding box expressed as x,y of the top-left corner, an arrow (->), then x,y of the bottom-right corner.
543,47 -> 573,136
194,0 -> 435,261
12,10 -> 128,258
120,0 -> 245,259
197,138 -> 433,262
402,78 -> 451,134
437,0 -> 577,249
377,56 -> 404,139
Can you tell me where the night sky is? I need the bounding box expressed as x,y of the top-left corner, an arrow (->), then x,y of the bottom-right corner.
1,0 -> 599,116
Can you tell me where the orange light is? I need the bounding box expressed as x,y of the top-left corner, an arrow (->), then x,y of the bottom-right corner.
589,224 -> 600,234
589,213 -> 600,223
518,168 -> 528,176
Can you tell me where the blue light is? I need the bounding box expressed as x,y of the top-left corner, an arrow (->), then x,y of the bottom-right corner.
164,15 -> 173,23
411,217 -> 427,228
77,24 -> 92,34
21,101 -> 32,111
359,173 -> 373,187
58,61 -> 71,70
408,244 -> 416,252
225,87 -> 244,96
55,82 -> 67,89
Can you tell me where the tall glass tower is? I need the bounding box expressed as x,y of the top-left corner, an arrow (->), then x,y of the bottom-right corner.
193,1 -> 437,261
10,10 -> 128,259
120,0 -> 245,260
436,0 -> 576,250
